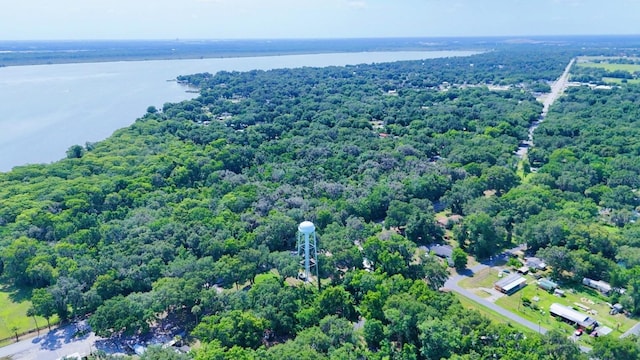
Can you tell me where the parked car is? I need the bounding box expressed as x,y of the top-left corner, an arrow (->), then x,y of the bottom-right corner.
574,329 -> 583,336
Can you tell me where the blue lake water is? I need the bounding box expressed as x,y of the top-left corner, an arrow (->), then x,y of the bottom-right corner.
0,50 -> 475,172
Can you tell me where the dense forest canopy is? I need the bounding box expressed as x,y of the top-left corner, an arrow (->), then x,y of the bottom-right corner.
2,40 -> 640,359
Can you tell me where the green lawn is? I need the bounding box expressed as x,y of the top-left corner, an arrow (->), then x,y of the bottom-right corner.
577,61 -> 640,85
495,279 -> 636,338
577,62 -> 640,72
0,284 -> 56,342
454,265 -> 638,345
455,294 -> 533,334
458,268 -> 501,289
472,289 -> 493,298
602,77 -> 640,84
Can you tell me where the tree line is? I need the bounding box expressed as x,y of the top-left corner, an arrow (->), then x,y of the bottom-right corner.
1,42 -> 640,358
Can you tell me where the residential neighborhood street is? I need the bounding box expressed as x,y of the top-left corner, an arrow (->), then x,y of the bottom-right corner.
443,257 -> 598,353
444,259 -> 548,335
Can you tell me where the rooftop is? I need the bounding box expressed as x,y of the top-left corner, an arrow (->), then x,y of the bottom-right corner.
550,303 -> 597,328
429,244 -> 453,258
495,273 -> 526,290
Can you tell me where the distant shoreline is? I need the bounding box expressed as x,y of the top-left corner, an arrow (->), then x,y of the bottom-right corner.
5,34 -> 637,67
0,48 -> 450,67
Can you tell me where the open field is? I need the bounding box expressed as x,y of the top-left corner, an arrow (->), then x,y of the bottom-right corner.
602,77 -> 640,84
0,285 -> 54,342
459,268 -> 501,289
577,62 -> 640,72
455,294 -> 533,334
495,279 -> 636,338
455,265 -> 638,346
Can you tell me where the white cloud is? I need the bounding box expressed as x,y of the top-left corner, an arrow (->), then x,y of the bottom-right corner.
552,0 -> 584,6
347,1 -> 367,9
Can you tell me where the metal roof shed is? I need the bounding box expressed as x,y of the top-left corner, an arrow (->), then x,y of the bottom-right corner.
494,274 -> 527,295
549,303 -> 597,329
538,278 -> 558,292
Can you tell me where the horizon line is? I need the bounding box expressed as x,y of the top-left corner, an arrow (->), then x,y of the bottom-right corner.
2,34 -> 640,42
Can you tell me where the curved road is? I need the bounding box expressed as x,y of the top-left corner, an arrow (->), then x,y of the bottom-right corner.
444,260 -> 591,353
444,261 -> 547,335
0,323 -> 98,360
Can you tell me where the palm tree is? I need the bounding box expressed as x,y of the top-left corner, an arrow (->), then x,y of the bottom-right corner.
11,325 -> 19,342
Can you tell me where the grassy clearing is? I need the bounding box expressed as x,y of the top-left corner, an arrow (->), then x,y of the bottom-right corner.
458,268 -> 501,289
495,279 -> 636,338
473,289 -> 493,298
577,62 -> 640,72
0,284 -> 54,341
455,294 -> 533,334
602,77 -> 640,84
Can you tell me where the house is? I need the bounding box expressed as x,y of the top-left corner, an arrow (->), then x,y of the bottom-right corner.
427,244 -> 454,267
525,257 -> 547,270
537,278 -> 558,292
549,303 -> 597,330
429,244 -> 453,259
494,274 -> 527,295
505,244 -> 527,258
583,278 -> 612,295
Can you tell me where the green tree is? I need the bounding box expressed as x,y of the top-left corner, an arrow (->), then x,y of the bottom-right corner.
452,247 -> 468,270
31,288 -> 56,330
537,246 -> 573,280
540,330 -> 585,360
422,255 -> 448,290
455,212 -> 504,259
363,318 -> 385,350
26,307 -> 40,335
139,345 -> 191,360
11,325 -> 19,342
194,310 -> 267,349
194,340 -> 257,360
191,304 -> 202,324
405,211 -> 444,245
482,166 -> 520,195
592,336 -> 640,360
383,293 -> 436,347
418,317 -> 461,360
88,295 -> 150,337
384,200 -> 415,228
66,144 -> 85,159
316,286 -> 356,321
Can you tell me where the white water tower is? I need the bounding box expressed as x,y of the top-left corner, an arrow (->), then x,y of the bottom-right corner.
297,221 -> 318,284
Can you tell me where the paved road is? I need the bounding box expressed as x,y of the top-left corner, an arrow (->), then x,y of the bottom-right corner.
620,322 -> 640,338
541,58 -> 575,118
444,261 -> 548,335
445,259 -> 591,353
517,58 -> 575,160
0,323 -> 99,360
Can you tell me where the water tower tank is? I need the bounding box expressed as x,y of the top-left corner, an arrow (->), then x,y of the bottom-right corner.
298,221 -> 316,234
297,221 -> 318,286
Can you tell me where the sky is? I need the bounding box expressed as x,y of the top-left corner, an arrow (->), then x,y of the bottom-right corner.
1,0 -> 639,40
